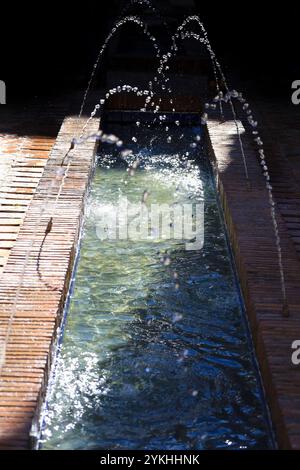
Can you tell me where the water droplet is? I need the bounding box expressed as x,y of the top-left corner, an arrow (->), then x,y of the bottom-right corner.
201,113 -> 208,125
164,256 -> 171,266
121,149 -> 133,158
56,168 -> 65,177
105,134 -> 119,144
132,159 -> 140,169
142,190 -> 149,203
172,313 -> 183,323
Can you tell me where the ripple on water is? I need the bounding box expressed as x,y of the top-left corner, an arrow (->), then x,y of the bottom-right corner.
41,125 -> 272,450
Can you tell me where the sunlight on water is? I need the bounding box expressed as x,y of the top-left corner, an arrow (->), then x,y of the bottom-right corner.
41,124 -> 272,450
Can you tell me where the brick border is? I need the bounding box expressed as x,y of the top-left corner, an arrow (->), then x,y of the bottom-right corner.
206,116 -> 300,449
0,116 -> 100,449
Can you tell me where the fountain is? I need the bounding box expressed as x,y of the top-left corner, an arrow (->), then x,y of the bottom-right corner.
2,0 -> 292,450
77,11 -> 289,318
18,0 -> 286,450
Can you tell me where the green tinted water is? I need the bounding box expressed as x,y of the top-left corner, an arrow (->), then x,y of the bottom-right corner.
41,125 -> 272,450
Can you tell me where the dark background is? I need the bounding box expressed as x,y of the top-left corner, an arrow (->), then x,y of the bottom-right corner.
0,1 -> 299,103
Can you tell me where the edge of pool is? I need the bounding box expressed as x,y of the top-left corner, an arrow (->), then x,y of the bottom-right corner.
0,109 -> 299,449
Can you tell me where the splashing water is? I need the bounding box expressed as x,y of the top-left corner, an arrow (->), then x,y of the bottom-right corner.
40,124 -> 273,450
77,8 -> 289,316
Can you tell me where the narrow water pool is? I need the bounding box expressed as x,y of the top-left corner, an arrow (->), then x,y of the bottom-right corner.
41,120 -> 273,450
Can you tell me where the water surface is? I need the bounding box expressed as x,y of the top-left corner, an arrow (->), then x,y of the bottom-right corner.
41,123 -> 273,450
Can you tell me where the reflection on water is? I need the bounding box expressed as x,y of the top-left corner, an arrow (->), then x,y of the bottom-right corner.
41,124 -> 273,450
